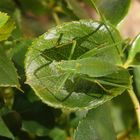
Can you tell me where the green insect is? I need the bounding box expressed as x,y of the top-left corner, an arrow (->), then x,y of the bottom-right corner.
32,23 -> 127,102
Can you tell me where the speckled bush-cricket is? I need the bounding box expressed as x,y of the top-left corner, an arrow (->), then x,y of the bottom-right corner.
27,21 -> 129,102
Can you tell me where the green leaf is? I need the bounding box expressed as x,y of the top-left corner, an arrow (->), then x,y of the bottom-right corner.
0,11 -> 15,41
84,0 -> 131,25
127,34 -> 140,66
66,0 -> 89,19
0,117 -> 14,139
18,0 -> 48,15
0,47 -> 20,89
49,127 -> 67,140
74,104 -> 116,140
134,67 -> 140,97
0,19 -> 15,41
22,120 -> 49,137
0,0 -> 15,14
110,92 -> 135,134
12,9 -> 22,39
0,11 -> 9,28
25,20 -> 129,110
12,39 -> 32,68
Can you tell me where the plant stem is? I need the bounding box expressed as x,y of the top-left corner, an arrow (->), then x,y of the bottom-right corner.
127,88 -> 140,131
52,12 -> 60,25
13,0 -> 25,15
117,127 -> 132,140
90,0 -> 105,21
124,59 -> 132,69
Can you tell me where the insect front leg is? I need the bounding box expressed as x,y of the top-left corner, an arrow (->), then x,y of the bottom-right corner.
84,92 -> 103,99
53,40 -> 77,101
68,40 -> 77,60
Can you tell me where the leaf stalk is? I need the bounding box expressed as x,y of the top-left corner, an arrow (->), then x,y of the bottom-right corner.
52,12 -> 60,25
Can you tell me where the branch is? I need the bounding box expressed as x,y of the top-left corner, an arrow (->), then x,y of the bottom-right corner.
128,88 -> 140,132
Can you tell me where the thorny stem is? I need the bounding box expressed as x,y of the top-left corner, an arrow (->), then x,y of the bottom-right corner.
127,88 -> 140,132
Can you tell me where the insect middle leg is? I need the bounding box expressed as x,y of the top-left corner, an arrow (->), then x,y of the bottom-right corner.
52,40 -> 77,101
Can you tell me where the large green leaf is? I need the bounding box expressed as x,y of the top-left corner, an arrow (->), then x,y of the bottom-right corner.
74,104 -> 116,140
0,47 -> 20,89
84,0 -> 131,25
25,20 -> 130,110
0,117 -> 14,139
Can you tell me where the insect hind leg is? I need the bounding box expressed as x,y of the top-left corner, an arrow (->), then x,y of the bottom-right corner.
54,92 -> 73,102
84,92 -> 103,99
